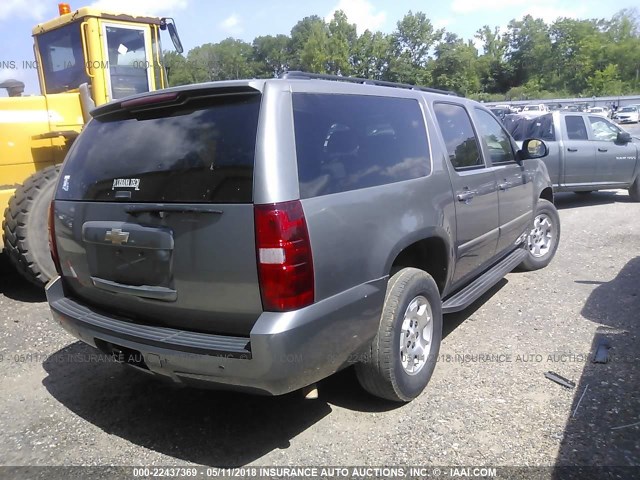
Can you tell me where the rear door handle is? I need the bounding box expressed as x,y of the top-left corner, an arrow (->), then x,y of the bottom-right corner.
456,190 -> 476,203
598,148 -> 608,152
567,148 -> 578,152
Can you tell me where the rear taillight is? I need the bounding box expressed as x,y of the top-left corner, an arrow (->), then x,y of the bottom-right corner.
48,201 -> 62,276
254,200 -> 314,312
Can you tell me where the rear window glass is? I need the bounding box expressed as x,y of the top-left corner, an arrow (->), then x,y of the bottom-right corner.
293,93 -> 430,198
565,116 -> 588,140
57,94 -> 261,203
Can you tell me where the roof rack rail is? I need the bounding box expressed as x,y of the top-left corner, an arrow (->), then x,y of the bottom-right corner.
279,71 -> 460,97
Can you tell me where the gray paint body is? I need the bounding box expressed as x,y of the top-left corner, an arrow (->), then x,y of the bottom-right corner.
47,78 -> 553,395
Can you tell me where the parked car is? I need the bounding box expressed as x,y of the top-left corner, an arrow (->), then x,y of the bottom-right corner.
490,107 -> 512,121
615,106 -> 640,124
587,107 -> 609,118
46,72 -> 559,403
520,104 -> 549,115
503,111 -> 640,200
563,104 -> 582,112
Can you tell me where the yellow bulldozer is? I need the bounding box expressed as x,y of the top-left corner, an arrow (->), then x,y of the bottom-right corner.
1,3 -> 183,286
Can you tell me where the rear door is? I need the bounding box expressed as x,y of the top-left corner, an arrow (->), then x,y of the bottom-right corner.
562,115 -> 598,186
54,89 -> 263,335
433,102 -> 499,285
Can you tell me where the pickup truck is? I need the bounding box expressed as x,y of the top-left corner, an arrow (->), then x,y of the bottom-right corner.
503,111 -> 640,201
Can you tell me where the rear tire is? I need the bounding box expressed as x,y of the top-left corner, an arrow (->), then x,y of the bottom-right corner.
629,178 -> 640,202
2,165 -> 60,287
518,199 -> 560,271
355,268 -> 442,402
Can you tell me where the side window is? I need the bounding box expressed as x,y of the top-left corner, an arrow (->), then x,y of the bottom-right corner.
433,103 -> 483,170
565,116 -> 588,140
292,94 -> 430,198
474,109 -> 516,164
589,116 -> 620,142
36,23 -> 89,94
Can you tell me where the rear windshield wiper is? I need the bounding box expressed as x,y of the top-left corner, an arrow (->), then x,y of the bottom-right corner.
124,205 -> 223,217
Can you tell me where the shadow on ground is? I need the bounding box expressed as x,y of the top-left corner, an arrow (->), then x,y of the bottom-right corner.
41,277 -> 508,466
553,191 -> 632,210
554,256 -> 640,472
43,341 -> 332,466
0,253 -> 45,303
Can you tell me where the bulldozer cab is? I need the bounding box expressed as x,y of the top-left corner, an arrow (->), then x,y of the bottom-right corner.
0,4 -> 184,287
32,4 -> 183,107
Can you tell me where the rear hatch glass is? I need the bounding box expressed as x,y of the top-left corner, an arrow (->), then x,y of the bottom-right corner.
58,93 -> 260,203
54,91 -> 263,336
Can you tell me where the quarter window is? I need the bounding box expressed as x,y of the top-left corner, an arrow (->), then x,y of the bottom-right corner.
293,94 -> 430,198
433,103 -> 483,170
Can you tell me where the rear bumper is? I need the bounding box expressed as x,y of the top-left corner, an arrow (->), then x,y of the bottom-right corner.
46,276 -> 385,395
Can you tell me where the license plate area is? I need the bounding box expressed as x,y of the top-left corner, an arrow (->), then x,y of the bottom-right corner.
82,221 -> 174,288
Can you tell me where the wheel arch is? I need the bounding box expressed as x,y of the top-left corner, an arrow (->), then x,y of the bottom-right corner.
386,230 -> 452,296
539,186 -> 554,203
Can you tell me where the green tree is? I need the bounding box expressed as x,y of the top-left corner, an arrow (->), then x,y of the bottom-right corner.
253,34 -> 292,77
290,16 -> 327,71
604,9 -> 640,91
299,22 -> 329,72
432,33 -> 480,95
587,64 -> 625,95
475,25 -> 512,93
388,11 -> 443,85
160,8 -> 640,98
352,30 -> 391,79
549,18 -> 603,93
505,15 -> 553,88
187,39 -> 255,82
326,10 -> 357,75
163,51 -> 192,86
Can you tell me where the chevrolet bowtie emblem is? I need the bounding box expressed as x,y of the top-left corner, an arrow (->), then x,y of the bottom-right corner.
105,228 -> 130,245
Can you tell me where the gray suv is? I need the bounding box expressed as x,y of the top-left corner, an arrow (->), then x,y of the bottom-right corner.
46,72 -> 560,402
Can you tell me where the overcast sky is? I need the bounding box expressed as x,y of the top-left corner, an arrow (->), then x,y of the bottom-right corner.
0,0 -> 637,94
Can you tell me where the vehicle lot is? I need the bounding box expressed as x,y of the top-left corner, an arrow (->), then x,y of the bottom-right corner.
1,151 -> 639,469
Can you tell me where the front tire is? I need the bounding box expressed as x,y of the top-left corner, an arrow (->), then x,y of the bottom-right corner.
2,165 -> 60,286
518,199 -> 560,271
355,268 -> 442,402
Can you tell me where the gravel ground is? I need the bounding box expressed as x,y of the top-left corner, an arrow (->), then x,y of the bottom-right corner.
1,170 -> 639,473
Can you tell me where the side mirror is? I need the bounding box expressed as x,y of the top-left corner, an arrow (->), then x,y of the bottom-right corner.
160,18 -> 184,54
517,138 -> 549,161
616,131 -> 632,144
